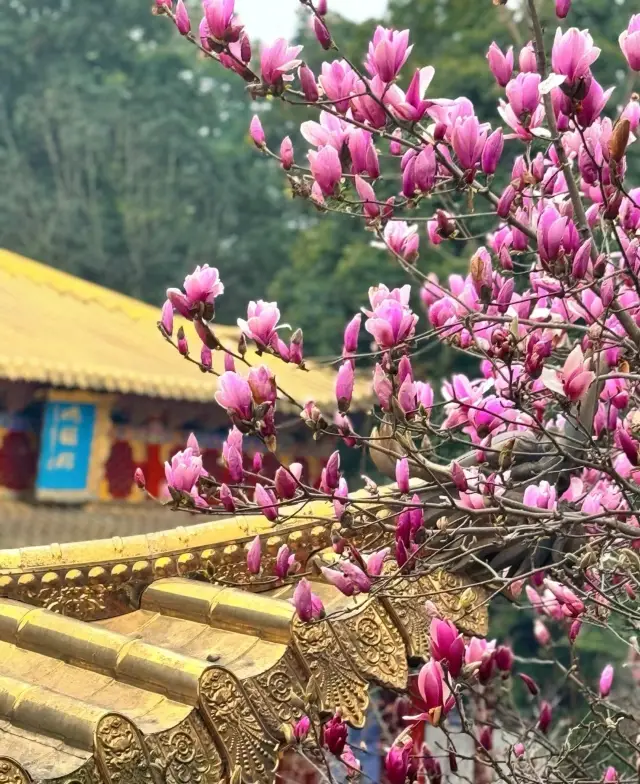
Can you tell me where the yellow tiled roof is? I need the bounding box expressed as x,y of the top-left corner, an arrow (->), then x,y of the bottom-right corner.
0,248 -> 368,408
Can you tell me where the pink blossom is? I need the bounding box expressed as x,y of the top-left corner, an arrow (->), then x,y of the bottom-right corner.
260,38 -> 303,85
202,0 -> 240,42
237,300 -> 280,348
175,0 -> 191,34
365,297 -> 418,349
538,701 -> 552,734
599,663 -> 614,697
247,365 -> 277,406
319,60 -> 358,114
556,0 -> 571,17
561,346 -> 596,402
255,483 -> 279,521
384,221 -> 419,262
164,447 -> 203,493
534,618 -> 551,646
365,26 -> 412,82
513,743 -> 525,758
395,457 -> 410,494
520,41 -> 538,72
274,544 -> 292,579
416,660 -> 451,725
293,578 -> 324,622
246,535 -> 262,574
452,115 -> 488,170
551,28 -> 600,85
321,566 -> 355,596
167,264 -> 224,319
373,364 -> 393,410
323,713 -> 348,754
487,42 -> 513,87
341,561 -> 372,593
604,768 -> 618,784
343,313 -> 362,357
308,146 -> 342,196
365,548 -> 389,576
506,73 -> 541,118
620,15 -> 640,71
215,372 -> 253,420
293,716 -> 310,742
385,742 -> 412,784
523,480 -> 557,510
348,129 -> 380,178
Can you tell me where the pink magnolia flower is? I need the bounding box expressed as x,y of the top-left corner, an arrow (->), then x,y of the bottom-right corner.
465,636 -> 496,668
335,361 -> 355,413
520,41 -> 538,72
321,566 -> 355,596
309,146 -> 342,196
246,535 -> 262,575
175,0 -> 191,34
416,660 -> 450,725
523,480 -> 557,510
167,264 -> 224,318
384,221 -> 419,262
513,742 -> 525,758
215,372 -> 253,420
365,297 -> 418,349
292,578 -> 324,622
506,73 -> 541,118
604,768 -> 618,784
620,15 -> 640,71
365,548 -> 389,576
538,701 -> 552,734
452,115 -> 488,170
373,364 -> 393,410
343,313 -> 362,357
365,26 -> 412,82
599,663 -> 614,697
165,447 -> 203,493
556,0 -> 571,17
348,129 -> 380,178
395,457 -> 410,494
254,483 -> 279,521
247,365 -> 277,406
551,27 -> 600,85
341,561 -> 372,593
323,713 -> 348,754
487,42 -> 513,87
160,300 -> 174,336
385,741 -> 412,784
274,464 -> 301,500
274,543 -> 294,579
202,0 -> 240,42
301,111 -> 351,151
293,715 -> 310,742
561,346 -> 596,402
237,300 -> 280,348
481,128 -> 504,175
340,746 -> 360,778
260,38 -> 303,85
319,60 -> 359,114
430,618 -> 465,677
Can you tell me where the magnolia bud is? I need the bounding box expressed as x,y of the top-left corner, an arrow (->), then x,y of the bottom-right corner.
314,17 -> 332,50
609,119 -> 630,163
160,300 -> 174,336
177,326 -> 189,356
299,63 -> 319,102
175,0 -> 191,34
250,115 -> 266,148
134,467 -> 146,489
280,136 -> 295,170
201,344 -> 212,369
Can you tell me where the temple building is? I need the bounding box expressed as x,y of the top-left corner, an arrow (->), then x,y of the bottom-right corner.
0,249 -> 368,547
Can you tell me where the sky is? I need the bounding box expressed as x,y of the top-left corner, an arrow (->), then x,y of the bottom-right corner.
236,0 -> 388,43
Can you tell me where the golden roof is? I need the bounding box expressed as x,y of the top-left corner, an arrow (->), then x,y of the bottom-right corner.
0,498 -> 488,784
0,248 -> 369,408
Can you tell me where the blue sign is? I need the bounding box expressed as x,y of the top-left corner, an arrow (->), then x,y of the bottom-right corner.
36,401 -> 96,495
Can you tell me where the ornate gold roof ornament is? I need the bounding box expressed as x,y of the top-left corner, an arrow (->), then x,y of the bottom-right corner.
0,496 -> 488,784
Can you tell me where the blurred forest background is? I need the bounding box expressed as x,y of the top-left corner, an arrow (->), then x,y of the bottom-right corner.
1,0 -> 638,672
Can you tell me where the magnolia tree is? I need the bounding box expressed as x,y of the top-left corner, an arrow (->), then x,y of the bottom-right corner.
141,0 -> 640,781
